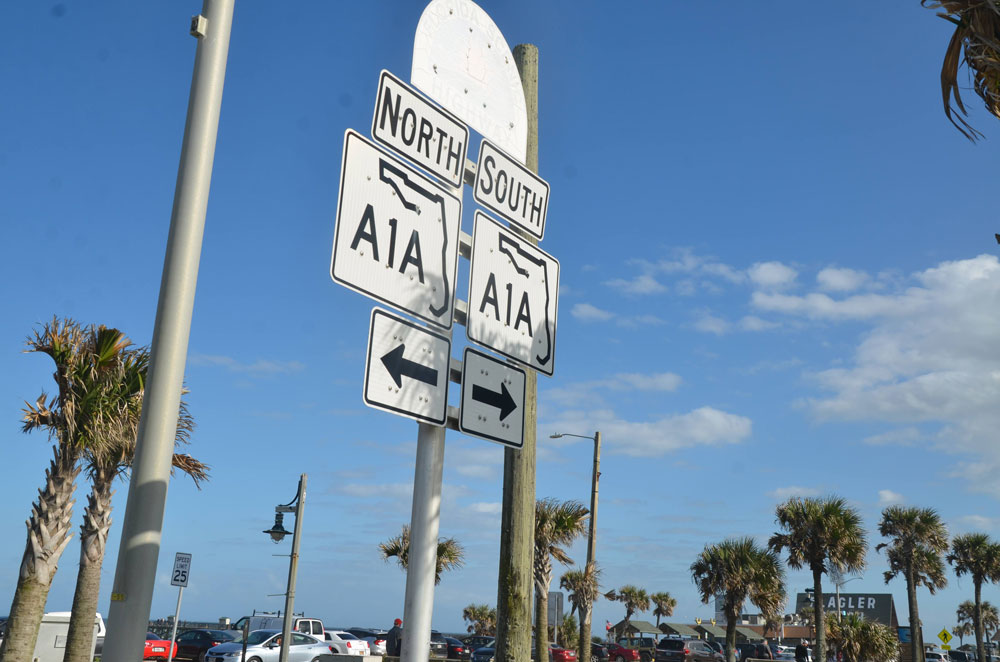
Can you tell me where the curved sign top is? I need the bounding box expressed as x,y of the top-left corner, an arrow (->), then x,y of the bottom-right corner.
412,0 -> 527,165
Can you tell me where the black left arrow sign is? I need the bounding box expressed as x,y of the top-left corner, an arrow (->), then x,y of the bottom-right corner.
381,344 -> 438,388
472,381 -> 518,421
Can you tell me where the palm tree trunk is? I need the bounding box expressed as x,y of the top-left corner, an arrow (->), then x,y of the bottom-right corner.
579,605 -> 591,662
0,446 -> 79,662
536,584 -> 549,662
975,581 -> 986,662
725,605 -> 739,662
905,565 -> 924,662
64,475 -> 114,662
813,567 -> 826,662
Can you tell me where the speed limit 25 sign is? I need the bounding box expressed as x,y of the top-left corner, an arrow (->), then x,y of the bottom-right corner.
171,552 -> 192,587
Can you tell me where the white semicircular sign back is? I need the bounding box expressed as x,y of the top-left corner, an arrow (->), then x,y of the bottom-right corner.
412,0 -> 528,165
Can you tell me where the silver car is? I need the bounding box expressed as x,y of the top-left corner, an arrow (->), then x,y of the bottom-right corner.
206,629 -> 331,662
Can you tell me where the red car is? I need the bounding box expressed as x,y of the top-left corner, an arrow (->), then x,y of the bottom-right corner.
144,632 -> 178,660
551,646 -> 578,662
607,643 -> 641,662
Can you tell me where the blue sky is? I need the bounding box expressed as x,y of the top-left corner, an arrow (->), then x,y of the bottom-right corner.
2,0 -> 1000,641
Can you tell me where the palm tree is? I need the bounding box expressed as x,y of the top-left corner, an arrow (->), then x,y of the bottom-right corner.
463,604 -> 496,636
876,506 -> 949,662
948,533 -> 1000,662
606,585 -> 651,641
921,0 -> 1000,141
825,613 -> 899,662
691,537 -> 786,662
63,344 -> 208,662
957,600 -> 999,647
534,498 -> 589,662
561,565 -> 601,662
378,525 -> 465,584
955,622 -> 974,647
650,592 -> 677,630
0,319 -> 135,662
769,496 -> 867,662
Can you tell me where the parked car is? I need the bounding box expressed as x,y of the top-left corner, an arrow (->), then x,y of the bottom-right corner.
927,652 -> 951,662
173,629 -> 240,661
591,644 -> 612,662
951,652 -> 975,662
550,645 -> 578,662
472,643 -> 497,662
445,636 -> 472,660
735,644 -> 757,662
231,613 -> 325,639
205,629 -> 332,662
741,643 -> 773,661
345,627 -> 387,656
655,638 -> 723,662
619,638 -> 658,662
145,632 -> 178,660
324,630 -> 370,655
430,630 -> 449,658
706,642 -> 724,657
463,636 -> 495,653
607,642 -> 641,662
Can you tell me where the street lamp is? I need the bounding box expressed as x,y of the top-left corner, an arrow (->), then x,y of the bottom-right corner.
831,573 -> 862,622
549,431 -> 601,662
263,474 -> 306,662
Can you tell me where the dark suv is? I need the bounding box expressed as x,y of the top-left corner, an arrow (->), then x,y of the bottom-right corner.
655,639 -> 723,662
619,638 -> 658,662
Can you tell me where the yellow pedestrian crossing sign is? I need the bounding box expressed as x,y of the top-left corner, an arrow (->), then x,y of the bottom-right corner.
939,629 -> 952,645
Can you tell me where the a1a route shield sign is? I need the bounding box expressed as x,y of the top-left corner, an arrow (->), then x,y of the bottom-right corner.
331,130 -> 462,330
364,307 -> 451,425
459,347 -> 526,448
467,211 -> 559,375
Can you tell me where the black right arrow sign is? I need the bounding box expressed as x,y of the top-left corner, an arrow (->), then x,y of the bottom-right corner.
472,381 -> 517,421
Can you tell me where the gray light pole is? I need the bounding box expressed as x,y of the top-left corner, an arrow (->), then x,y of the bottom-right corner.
103,1 -> 234,659
550,431 -> 601,662
263,474 -> 307,662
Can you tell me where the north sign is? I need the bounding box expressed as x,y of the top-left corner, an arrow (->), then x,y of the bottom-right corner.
363,308 -> 450,425
372,70 -> 469,188
467,211 -> 559,375
459,347 -> 525,448
474,138 -> 549,240
331,130 -> 461,330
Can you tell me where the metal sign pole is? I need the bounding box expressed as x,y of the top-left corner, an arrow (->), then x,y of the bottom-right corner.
167,587 -> 183,662
400,422 -> 446,662
103,1 -> 234,658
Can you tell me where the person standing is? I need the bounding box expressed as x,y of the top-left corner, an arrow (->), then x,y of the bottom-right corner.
386,618 -> 403,657
795,640 -> 810,662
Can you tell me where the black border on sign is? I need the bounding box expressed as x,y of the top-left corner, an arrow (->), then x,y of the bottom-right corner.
363,307 -> 450,426
371,69 -> 470,189
330,129 -> 461,331
459,346 -> 526,449
473,137 -> 549,241
466,211 -> 559,376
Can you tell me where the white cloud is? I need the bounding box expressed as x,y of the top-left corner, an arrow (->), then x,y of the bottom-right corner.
571,302 -> 614,321
863,427 -> 922,446
739,315 -> 780,331
544,406 -> 752,457
767,486 -> 820,500
466,502 -> 502,516
878,489 -> 904,505
605,274 -> 667,295
189,354 -> 305,375
694,312 -> 730,335
446,446 -> 503,479
748,261 -> 798,290
612,373 -> 683,391
958,514 -> 1000,530
765,254 -> 1000,497
817,267 -> 869,292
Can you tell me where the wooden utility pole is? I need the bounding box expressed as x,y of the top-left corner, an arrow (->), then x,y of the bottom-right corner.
494,42 -> 539,662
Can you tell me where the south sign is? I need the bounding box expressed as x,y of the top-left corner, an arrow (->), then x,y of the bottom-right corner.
474,138 -> 549,241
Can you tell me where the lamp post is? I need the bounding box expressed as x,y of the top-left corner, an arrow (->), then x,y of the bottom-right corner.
550,431 -> 601,662
831,574 -> 861,623
263,473 -> 307,662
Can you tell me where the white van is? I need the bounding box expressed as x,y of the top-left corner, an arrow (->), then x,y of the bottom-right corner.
231,612 -> 324,638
